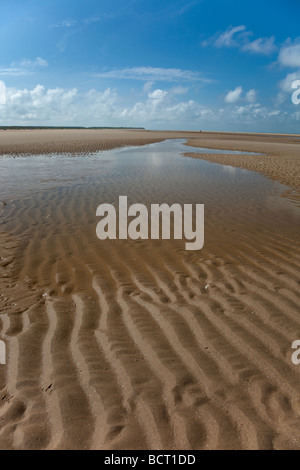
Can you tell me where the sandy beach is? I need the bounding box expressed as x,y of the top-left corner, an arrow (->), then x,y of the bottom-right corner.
0,129 -> 300,450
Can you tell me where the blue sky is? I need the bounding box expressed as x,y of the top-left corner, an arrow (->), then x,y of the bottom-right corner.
0,0 -> 300,132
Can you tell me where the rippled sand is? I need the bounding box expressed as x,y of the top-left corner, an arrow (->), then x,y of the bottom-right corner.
0,130 -> 300,450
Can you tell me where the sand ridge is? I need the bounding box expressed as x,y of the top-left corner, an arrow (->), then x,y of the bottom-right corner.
0,128 -> 191,155
184,132 -> 300,201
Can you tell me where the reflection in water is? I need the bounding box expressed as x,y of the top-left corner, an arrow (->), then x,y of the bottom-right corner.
0,139 -> 299,232
0,139 -> 259,201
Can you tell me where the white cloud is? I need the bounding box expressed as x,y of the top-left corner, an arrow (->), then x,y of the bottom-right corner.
143,81 -> 154,93
275,71 -> 300,105
170,0 -> 203,18
0,81 -> 290,130
30,57 -> 48,67
0,81 -> 212,127
4,84 -> 79,122
246,89 -> 257,103
203,25 -> 276,56
148,89 -> 166,99
120,88 -> 213,124
0,80 -> 6,105
50,19 -> 77,29
242,36 -> 276,55
279,72 -> 300,93
233,104 -> 280,119
213,25 -> 247,48
13,57 -> 48,68
225,86 -> 243,103
94,66 -> 211,83
0,57 -> 48,77
225,87 -> 258,104
0,67 -> 28,77
278,43 -> 300,67
1,84 -> 116,125
50,15 -> 109,29
170,86 -> 188,95
148,89 -> 168,106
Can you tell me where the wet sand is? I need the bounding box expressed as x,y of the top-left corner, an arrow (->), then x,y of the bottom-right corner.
184,131 -> 300,203
0,128 -> 188,155
0,130 -> 300,450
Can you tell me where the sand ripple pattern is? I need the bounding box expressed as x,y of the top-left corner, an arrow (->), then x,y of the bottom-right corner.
1,156 -> 300,450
